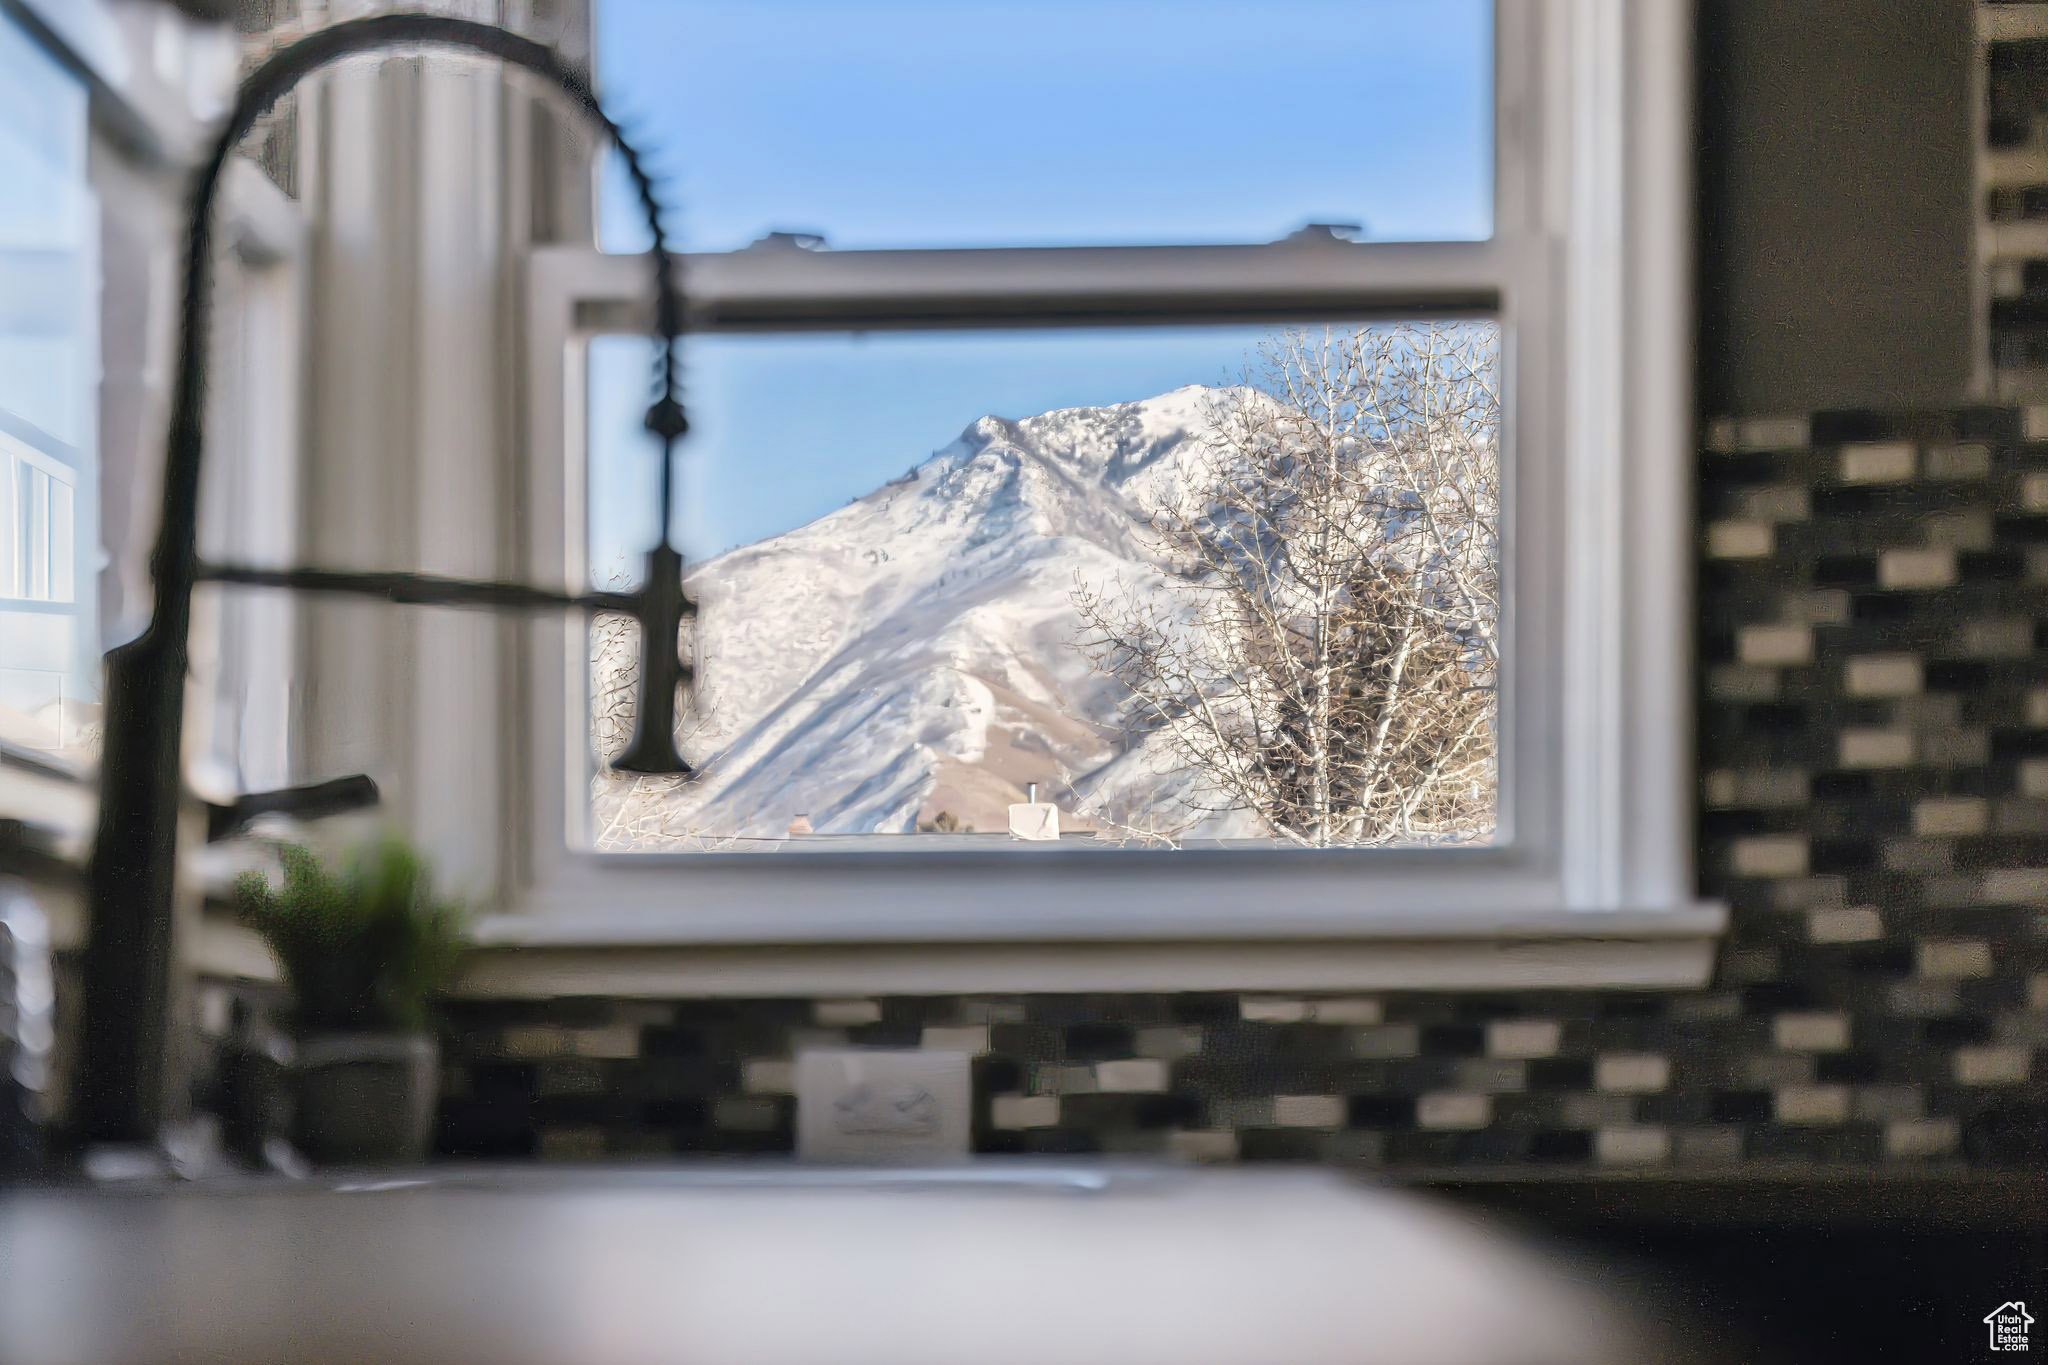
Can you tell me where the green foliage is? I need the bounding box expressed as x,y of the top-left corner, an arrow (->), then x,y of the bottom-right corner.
234,839 -> 466,1033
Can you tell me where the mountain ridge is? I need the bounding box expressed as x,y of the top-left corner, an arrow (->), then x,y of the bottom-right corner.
595,383 -> 1257,840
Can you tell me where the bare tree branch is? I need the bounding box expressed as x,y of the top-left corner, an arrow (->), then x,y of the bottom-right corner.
1071,323 -> 1499,847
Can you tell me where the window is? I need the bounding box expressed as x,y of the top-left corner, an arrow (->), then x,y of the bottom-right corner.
0,15 -> 97,756
2,435 -> 77,605
488,0 -> 1714,989
584,322 -> 1499,852
0,1 -> 268,784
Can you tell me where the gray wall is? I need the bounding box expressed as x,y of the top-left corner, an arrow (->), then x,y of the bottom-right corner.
1697,0 -> 1976,415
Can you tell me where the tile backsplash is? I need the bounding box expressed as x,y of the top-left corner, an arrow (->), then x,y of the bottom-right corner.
439,405 -> 2046,1173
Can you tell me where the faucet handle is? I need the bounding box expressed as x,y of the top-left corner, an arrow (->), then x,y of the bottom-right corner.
205,774 -> 380,842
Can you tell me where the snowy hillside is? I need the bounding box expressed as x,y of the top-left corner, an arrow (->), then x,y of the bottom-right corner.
593,384 -> 1262,841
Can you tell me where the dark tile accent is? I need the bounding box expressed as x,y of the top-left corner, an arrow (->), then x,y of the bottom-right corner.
1526,1059 -> 1596,1091
640,1026 -> 706,1057
972,1057 -> 1023,1093
1060,1023 -> 1135,1060
1528,1130 -> 1596,1163
1814,1053 -> 1886,1084
1419,1024 -> 1486,1055
1843,944 -> 1916,975
1234,1129 -> 1330,1162
1347,1095 -> 1418,1129
1168,994 -> 1240,1024
1922,1016 -> 1996,1046
1710,1092 -> 1774,1123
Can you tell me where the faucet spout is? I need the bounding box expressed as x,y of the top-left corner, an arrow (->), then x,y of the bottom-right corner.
74,13 -> 693,1147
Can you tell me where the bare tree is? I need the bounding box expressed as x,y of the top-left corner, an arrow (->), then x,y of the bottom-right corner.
1071,323 -> 1499,847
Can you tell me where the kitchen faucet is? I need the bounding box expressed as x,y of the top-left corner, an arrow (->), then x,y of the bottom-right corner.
76,13 -> 695,1147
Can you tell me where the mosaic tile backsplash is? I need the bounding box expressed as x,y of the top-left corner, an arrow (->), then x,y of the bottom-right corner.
438,406 -> 2048,1170
1987,8 -> 2048,395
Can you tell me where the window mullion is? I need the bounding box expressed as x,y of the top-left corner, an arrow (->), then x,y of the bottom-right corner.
547,240 -> 1509,335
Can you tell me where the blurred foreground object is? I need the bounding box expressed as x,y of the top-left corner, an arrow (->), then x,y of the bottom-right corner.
77,12 -> 696,1151
0,882 -> 54,1180
0,1166 -> 1689,1365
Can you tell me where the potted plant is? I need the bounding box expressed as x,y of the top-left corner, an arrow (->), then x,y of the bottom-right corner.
234,839 -> 465,1165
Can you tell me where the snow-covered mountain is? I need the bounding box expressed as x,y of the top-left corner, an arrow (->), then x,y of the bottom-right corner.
603,384 -> 1258,840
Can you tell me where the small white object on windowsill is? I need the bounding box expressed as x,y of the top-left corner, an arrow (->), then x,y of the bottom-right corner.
1007,783 -> 1059,842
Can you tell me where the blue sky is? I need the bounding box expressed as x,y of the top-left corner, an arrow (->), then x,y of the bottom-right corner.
587,0 -> 1490,576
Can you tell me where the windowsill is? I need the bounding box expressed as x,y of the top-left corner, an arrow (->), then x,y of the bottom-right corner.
455,902 -> 1727,999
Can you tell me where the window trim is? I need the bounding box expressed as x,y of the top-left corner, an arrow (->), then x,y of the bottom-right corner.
471,0 -> 1718,992
189,160 -> 308,798
2,430 -> 78,604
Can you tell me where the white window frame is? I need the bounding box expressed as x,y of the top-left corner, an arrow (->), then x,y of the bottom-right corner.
474,0 -> 1722,993
1,433 -> 77,604
189,160 -> 307,800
